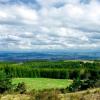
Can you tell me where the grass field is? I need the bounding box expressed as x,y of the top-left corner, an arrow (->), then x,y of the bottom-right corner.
12,78 -> 72,91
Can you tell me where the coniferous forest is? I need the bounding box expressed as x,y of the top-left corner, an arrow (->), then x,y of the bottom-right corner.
0,60 -> 99,80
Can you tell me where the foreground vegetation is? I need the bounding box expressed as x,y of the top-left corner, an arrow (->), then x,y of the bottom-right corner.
0,88 -> 100,100
59,88 -> 100,100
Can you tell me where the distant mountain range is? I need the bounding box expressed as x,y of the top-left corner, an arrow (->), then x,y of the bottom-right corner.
0,51 -> 100,62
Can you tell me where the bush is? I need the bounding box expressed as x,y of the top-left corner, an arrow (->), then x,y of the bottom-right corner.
0,70 -> 12,93
67,78 -> 82,92
94,80 -> 100,87
67,78 -> 96,92
15,82 -> 26,94
81,79 -> 95,90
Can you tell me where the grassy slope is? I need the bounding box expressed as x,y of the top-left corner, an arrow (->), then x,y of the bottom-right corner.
59,88 -> 100,100
0,88 -> 100,100
12,78 -> 72,91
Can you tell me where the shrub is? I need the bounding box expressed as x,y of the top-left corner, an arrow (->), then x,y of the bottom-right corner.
67,78 -> 82,92
15,82 -> 26,94
0,70 -> 12,93
81,79 -> 95,90
67,78 -> 96,92
94,80 -> 100,87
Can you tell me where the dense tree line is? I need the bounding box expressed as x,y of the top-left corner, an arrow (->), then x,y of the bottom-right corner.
0,60 -> 100,79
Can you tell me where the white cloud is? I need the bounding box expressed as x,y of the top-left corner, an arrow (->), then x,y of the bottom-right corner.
0,4 -> 38,25
0,0 -> 100,51
14,5 -> 38,24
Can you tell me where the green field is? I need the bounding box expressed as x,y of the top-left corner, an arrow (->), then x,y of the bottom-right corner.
12,78 -> 72,91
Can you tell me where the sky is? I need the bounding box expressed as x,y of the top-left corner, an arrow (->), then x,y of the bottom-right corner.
0,0 -> 100,51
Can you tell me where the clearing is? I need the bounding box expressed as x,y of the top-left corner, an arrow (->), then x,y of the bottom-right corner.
12,78 -> 72,91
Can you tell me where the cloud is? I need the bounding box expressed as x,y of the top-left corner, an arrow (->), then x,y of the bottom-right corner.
0,0 -> 100,51
0,4 -> 39,25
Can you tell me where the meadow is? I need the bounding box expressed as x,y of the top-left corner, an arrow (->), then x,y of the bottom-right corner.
12,78 -> 72,91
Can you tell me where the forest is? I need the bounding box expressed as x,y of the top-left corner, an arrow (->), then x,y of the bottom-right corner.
0,60 -> 100,80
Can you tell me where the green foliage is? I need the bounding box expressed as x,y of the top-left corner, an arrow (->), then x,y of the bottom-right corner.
67,78 -> 82,92
15,82 -> 26,94
0,60 -> 99,79
67,78 -> 97,92
94,80 -> 100,87
0,70 -> 12,93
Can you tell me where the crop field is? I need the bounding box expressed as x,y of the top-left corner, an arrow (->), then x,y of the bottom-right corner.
12,78 -> 72,91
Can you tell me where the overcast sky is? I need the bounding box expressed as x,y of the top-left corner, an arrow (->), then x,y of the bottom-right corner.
0,0 -> 100,51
